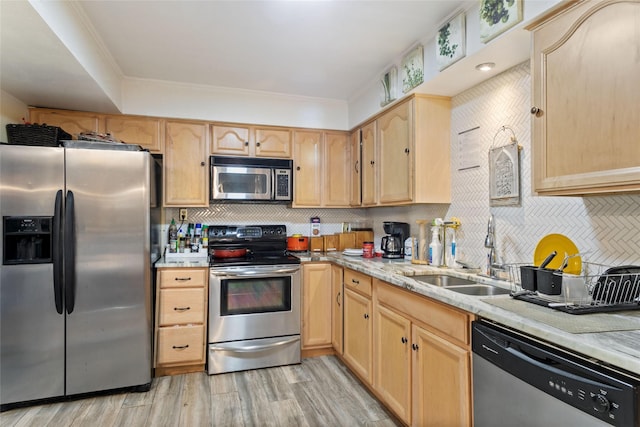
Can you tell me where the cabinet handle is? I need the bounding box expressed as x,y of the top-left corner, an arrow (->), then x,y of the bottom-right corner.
354,160 -> 359,173
244,141 -> 249,146
296,166 -> 301,171
401,337 -> 407,344
404,148 -> 410,154
174,277 -> 192,281
530,107 -> 542,116
256,142 -> 261,147
174,306 -> 191,311
412,343 -> 419,351
172,344 -> 189,350
370,160 -> 375,166
352,279 -> 359,285
336,291 -> 341,306
364,313 -> 369,319
200,161 -> 205,166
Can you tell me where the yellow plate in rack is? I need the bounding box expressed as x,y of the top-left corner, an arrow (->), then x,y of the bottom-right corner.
533,233 -> 582,274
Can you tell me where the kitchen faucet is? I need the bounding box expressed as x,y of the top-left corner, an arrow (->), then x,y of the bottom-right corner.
484,214 -> 506,278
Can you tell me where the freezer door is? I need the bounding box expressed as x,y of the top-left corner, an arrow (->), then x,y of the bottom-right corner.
64,148 -> 152,395
0,145 -> 65,405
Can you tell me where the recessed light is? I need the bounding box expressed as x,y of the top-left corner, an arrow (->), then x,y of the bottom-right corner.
475,62 -> 496,72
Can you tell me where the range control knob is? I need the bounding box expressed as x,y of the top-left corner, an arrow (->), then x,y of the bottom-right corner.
592,394 -> 610,413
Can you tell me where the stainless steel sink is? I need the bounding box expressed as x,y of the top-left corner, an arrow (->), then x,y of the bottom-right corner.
413,274 -> 477,287
445,284 -> 510,296
412,274 -> 510,296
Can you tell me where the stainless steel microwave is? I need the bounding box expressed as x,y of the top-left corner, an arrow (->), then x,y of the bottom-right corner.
210,156 -> 293,202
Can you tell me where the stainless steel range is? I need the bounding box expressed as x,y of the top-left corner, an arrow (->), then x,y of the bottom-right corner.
207,224 -> 301,375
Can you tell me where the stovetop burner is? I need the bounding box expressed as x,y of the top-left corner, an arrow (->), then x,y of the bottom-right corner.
208,224 -> 300,267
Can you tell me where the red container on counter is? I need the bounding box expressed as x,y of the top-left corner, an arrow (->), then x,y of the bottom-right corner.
363,241 -> 374,258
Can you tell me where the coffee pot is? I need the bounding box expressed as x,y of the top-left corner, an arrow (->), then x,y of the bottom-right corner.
381,221 -> 410,259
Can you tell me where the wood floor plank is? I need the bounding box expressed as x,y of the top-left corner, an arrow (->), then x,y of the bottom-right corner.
112,404 -> 151,426
211,391 -> 244,426
10,402 -> 63,427
257,366 -> 295,402
270,398 -> 309,427
280,361 -> 311,384
69,394 -> 126,427
235,369 -> 278,427
178,370 -> 211,426
209,371 -> 238,395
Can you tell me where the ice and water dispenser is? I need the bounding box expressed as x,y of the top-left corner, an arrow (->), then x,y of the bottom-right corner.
2,217 -> 53,264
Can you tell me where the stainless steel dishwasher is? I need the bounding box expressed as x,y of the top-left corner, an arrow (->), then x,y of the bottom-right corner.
472,321 -> 639,427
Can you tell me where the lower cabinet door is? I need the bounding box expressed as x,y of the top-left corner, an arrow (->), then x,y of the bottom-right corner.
412,324 -> 471,427
343,289 -> 372,383
374,305 -> 412,425
157,325 -> 205,365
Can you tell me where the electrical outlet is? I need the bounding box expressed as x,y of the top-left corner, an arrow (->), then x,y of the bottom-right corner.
179,208 -> 188,221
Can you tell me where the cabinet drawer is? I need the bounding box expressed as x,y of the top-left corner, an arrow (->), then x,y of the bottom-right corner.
157,325 -> 205,365
159,288 -> 206,326
159,268 -> 207,288
344,269 -> 372,297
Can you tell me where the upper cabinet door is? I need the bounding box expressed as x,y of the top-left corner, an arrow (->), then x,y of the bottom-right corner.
349,130 -> 361,206
323,131 -> 351,207
377,99 -> 413,205
28,108 -> 104,137
360,121 -> 377,207
210,125 -> 250,156
255,127 -> 292,158
293,130 -> 322,206
530,0 -> 640,195
105,115 -> 164,153
164,121 -> 209,207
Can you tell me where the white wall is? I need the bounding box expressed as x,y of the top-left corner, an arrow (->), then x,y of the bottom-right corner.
122,78 -> 349,130
0,90 -> 29,142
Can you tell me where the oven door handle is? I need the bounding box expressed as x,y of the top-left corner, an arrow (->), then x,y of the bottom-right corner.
210,267 -> 300,277
209,336 -> 300,353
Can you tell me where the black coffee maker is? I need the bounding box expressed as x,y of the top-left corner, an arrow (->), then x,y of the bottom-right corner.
381,221 -> 410,259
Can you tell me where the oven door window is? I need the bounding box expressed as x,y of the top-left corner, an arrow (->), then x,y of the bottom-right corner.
221,276 -> 291,315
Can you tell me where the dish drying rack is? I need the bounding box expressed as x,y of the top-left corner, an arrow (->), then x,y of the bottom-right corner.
507,262 -> 640,314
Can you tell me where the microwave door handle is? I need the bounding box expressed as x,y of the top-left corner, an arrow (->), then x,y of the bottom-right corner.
271,170 -> 276,200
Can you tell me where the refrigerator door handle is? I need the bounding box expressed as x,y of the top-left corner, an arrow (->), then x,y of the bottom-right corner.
64,190 -> 76,314
53,189 -> 64,314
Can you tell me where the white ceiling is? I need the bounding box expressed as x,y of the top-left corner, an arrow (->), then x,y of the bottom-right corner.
0,0 -> 542,115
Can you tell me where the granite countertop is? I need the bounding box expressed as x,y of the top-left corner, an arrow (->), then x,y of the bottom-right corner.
305,253 -> 640,377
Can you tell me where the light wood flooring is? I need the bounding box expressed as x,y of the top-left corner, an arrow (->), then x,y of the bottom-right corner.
1,356 -> 401,427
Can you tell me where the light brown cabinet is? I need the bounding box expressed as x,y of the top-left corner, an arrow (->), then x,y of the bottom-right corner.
301,263 -> 333,350
374,304 -> 412,424
342,269 -> 373,384
358,94 -> 451,207
360,121 -> 376,206
210,124 -> 291,158
331,264 -> 344,354
374,279 -> 472,427
292,130 -> 351,208
29,108 -> 164,153
155,267 -> 208,375
105,115 -> 164,153
164,120 -> 209,207
28,108 -> 104,138
349,130 -> 361,206
528,0 -> 640,195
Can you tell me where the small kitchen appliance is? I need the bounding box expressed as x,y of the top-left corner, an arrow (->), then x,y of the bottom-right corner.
207,225 -> 301,375
210,156 -> 292,203
381,221 -> 410,259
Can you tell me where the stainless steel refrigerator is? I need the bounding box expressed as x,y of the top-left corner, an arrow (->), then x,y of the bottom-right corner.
0,143 -> 153,408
